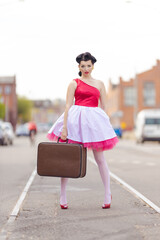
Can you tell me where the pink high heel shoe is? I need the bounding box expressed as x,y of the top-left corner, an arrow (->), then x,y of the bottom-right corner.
60,204 -> 68,209
102,195 -> 112,209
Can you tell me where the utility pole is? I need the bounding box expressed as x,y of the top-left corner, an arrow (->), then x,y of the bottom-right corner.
133,73 -> 138,127
5,96 -> 9,122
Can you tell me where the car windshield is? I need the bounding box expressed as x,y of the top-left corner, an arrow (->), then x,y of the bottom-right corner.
145,118 -> 160,125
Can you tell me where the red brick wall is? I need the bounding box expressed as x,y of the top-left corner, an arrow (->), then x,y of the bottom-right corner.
0,76 -> 17,130
106,60 -> 160,130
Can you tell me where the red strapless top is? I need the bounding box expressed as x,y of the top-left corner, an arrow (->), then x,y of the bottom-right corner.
74,79 -> 100,107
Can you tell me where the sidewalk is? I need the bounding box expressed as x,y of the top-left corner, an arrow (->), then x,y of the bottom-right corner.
5,158 -> 160,240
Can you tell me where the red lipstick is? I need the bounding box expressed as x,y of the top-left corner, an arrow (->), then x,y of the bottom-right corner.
85,72 -> 89,74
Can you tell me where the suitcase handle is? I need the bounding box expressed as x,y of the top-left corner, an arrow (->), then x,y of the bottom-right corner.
57,137 -> 68,143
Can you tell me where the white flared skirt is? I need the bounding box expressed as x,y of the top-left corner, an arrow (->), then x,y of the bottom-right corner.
47,105 -> 119,151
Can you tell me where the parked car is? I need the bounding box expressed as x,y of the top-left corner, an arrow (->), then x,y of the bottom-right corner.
37,122 -> 51,133
15,123 -> 30,136
16,122 -> 38,137
0,121 -> 5,145
135,109 -> 160,143
0,121 -> 14,145
3,122 -> 14,145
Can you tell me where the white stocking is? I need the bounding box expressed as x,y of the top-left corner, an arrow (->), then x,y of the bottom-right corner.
60,178 -> 68,205
93,150 -> 111,204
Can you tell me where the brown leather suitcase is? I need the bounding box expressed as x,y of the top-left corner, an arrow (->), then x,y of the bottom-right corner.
37,141 -> 87,178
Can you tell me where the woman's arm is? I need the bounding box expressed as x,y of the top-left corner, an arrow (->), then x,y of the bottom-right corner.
99,81 -> 108,114
61,80 -> 77,140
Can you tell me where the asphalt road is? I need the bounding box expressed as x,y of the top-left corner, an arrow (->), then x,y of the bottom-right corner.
0,134 -> 160,239
104,139 -> 160,207
0,135 -> 38,229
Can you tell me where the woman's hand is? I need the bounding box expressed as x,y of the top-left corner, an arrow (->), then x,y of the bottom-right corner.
61,127 -> 68,140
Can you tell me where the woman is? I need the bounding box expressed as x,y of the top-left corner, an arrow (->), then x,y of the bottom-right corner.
47,52 -> 119,209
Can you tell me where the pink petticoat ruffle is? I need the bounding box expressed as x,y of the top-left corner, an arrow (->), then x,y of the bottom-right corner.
47,132 -> 119,151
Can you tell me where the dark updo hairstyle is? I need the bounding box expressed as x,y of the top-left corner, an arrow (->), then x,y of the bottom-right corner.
76,52 -> 97,76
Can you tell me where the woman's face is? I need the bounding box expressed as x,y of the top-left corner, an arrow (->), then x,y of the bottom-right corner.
79,60 -> 93,76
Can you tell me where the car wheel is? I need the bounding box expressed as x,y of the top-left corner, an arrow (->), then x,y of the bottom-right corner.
4,137 -> 9,145
140,137 -> 144,143
136,137 -> 144,144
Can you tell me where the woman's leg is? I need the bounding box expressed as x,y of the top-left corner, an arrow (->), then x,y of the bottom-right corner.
93,150 -> 111,204
60,178 -> 68,205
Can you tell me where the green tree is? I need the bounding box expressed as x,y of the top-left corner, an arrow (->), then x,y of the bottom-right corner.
17,96 -> 33,123
0,102 -> 5,120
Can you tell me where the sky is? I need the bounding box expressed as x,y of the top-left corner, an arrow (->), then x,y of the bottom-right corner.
0,0 -> 160,100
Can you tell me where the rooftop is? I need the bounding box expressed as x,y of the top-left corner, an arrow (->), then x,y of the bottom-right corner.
0,76 -> 16,84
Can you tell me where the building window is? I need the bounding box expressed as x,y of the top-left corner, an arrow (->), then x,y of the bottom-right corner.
124,87 -> 135,106
143,82 -> 155,106
0,96 -> 4,103
5,85 -> 11,95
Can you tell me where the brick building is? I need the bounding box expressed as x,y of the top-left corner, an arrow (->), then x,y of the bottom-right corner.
0,76 -> 17,129
106,60 -> 160,130
32,99 -> 65,124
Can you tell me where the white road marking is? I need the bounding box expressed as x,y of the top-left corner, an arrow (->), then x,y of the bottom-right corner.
119,159 -> 127,163
110,158 -> 157,167
88,156 -> 160,214
146,162 -> 156,166
132,160 -> 140,164
9,167 -> 37,221
108,158 -> 114,162
119,141 -> 160,156
0,167 -> 37,239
